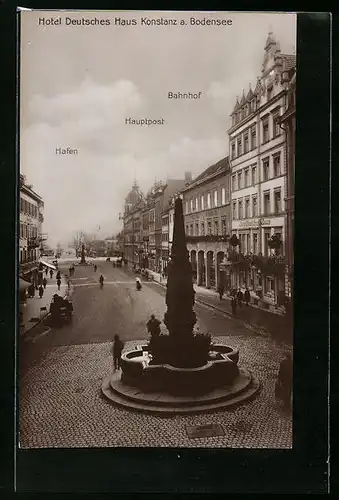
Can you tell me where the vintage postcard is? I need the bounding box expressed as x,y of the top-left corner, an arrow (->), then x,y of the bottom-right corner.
19,10 -> 296,450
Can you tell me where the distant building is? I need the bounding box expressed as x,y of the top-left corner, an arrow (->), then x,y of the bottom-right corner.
228,32 -> 295,305
19,174 -> 44,285
182,157 -> 231,290
122,181 -> 144,266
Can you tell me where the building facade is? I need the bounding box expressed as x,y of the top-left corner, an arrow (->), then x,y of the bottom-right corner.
228,33 -> 295,304
122,182 -> 144,266
279,64 -> 296,300
161,197 -> 175,274
19,174 -> 44,285
182,157 -> 231,290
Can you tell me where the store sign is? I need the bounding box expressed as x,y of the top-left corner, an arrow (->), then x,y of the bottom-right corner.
238,218 -> 271,228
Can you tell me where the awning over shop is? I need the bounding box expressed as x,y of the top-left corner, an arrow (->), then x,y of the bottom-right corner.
39,259 -> 57,270
19,277 -> 31,292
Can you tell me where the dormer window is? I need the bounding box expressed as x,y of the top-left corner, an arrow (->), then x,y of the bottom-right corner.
232,115 -> 236,126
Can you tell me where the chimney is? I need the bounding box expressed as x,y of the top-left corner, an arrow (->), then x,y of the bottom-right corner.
184,171 -> 192,185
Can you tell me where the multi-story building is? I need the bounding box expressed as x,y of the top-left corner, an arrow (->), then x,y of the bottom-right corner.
122,181 -> 144,266
182,157 -> 231,290
228,32 -> 295,304
161,196 -> 175,275
19,174 -> 44,285
279,63 -> 296,301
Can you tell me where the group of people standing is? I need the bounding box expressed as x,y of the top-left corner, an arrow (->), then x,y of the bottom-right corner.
216,284 -> 251,315
230,287 -> 251,315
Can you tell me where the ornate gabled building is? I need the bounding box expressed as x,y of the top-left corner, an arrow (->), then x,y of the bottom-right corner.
279,63 -> 296,301
228,32 -> 296,306
182,157 -> 231,290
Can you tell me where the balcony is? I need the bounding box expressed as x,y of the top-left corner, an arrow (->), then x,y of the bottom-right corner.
186,234 -> 230,243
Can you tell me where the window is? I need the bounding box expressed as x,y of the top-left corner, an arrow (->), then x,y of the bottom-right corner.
231,141 -> 236,159
246,234 -> 250,254
201,222 -> 205,235
232,116 -> 236,126
244,169 -> 250,187
244,132 -> 249,153
252,195 -> 258,216
274,189 -> 282,214
251,126 -> 257,149
264,191 -> 271,216
221,187 -> 226,205
195,223 -> 199,236
264,231 -> 271,256
237,171 -> 242,190
262,119 -> 269,143
273,113 -> 280,137
251,99 -> 256,112
253,233 -> 258,254
238,200 -> 243,219
245,198 -> 250,218
239,234 -> 245,253
251,166 -> 257,186
190,224 -> 194,235
263,158 -> 270,181
221,217 -> 227,234
232,175 -> 237,192
214,190 -> 218,207
190,199 -> 194,212
237,136 -> 242,155
273,154 -> 281,177
185,225 -> 189,234
207,221 -> 212,235
201,195 -> 204,210
207,193 -> 211,209
214,219 -> 219,235
232,201 -> 237,219
185,201 -> 188,214
267,86 -> 273,101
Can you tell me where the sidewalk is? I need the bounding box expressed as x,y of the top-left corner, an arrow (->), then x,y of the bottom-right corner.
20,272 -> 69,335
145,269 -> 292,343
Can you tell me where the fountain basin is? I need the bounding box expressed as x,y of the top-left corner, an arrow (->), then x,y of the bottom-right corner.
120,344 -> 240,396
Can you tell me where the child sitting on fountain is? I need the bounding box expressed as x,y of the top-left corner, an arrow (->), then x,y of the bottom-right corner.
113,334 -> 124,371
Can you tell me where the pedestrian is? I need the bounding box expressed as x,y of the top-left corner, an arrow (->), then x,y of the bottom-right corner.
275,352 -> 293,409
56,270 -> 61,280
57,278 -> 61,291
231,296 -> 237,316
45,268 -> 48,276
42,277 -> 47,289
244,287 -> 251,306
38,284 -> 44,298
147,314 -> 161,338
218,283 -> 225,300
94,264 -> 97,272
69,266 -> 72,276
50,269 -> 53,279
112,334 -> 124,371
237,288 -> 243,308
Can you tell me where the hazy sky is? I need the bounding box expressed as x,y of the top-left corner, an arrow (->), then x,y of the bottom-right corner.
20,10 -> 296,248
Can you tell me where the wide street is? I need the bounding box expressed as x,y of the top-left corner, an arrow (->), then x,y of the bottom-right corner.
20,259 -> 292,449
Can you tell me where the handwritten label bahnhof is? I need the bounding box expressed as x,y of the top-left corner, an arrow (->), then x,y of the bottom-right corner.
38,16 -> 233,27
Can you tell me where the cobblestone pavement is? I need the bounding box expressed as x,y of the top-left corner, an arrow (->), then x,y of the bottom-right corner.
19,335 -> 292,449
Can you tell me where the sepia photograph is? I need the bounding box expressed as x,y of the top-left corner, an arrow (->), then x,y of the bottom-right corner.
19,10 -> 296,449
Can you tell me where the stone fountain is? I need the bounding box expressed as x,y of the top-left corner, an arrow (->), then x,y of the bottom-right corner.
102,198 -> 260,414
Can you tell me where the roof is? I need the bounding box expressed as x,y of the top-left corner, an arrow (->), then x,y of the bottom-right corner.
232,98 -> 240,114
246,87 -> 254,100
281,54 -> 296,72
184,157 -> 229,190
